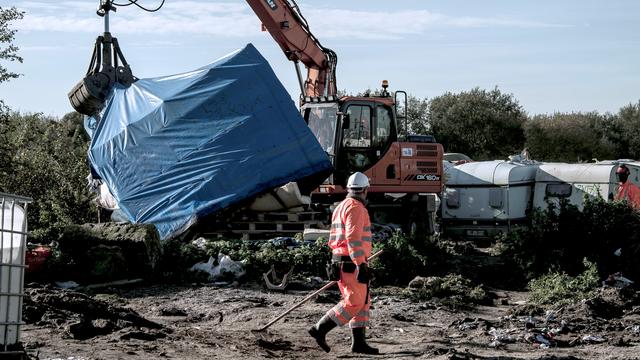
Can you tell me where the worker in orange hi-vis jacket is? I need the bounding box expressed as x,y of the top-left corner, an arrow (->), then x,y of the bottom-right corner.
615,165 -> 640,210
308,172 -> 378,355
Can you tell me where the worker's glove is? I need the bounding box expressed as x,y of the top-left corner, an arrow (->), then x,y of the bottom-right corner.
356,263 -> 370,283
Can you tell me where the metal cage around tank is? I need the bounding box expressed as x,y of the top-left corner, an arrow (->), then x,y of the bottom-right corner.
0,192 -> 32,354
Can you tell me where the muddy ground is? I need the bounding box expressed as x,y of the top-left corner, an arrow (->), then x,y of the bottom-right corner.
20,280 -> 640,360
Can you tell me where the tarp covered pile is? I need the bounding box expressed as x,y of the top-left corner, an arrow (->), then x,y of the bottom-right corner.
85,44 -> 332,240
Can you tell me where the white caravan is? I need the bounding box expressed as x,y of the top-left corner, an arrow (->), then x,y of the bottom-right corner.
534,160 -> 640,211
442,160 -> 539,239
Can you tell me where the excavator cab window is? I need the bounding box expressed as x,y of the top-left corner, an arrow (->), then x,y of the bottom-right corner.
303,102 -> 339,157
342,105 -> 371,148
335,102 -> 398,182
337,104 -> 374,173
375,105 -> 393,147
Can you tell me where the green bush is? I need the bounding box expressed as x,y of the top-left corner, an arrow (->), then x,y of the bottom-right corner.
499,197 -> 640,281
528,258 -> 600,306
370,232 -> 428,285
156,238 -> 209,282
405,274 -> 486,308
165,232 -> 456,286
202,238 -> 331,281
0,112 -> 96,242
369,232 -> 467,286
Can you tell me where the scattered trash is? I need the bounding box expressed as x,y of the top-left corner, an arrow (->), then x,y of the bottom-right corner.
488,327 -> 515,344
582,334 -> 606,343
525,316 -> 536,329
192,237 -> 208,250
534,333 -> 552,347
302,228 -> 330,242
602,273 -> 634,289
55,281 -> 79,289
371,223 -> 401,243
393,328 -> 405,333
306,276 -> 324,287
544,310 -> 557,323
25,245 -> 52,273
392,313 -> 414,323
455,317 -> 482,331
263,265 -> 294,291
190,254 -> 246,281
549,320 -> 569,335
269,237 -> 298,248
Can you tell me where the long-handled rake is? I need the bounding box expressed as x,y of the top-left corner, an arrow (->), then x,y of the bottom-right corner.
252,249 -> 383,333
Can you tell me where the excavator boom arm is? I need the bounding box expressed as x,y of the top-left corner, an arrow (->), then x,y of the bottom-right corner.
246,0 -> 337,97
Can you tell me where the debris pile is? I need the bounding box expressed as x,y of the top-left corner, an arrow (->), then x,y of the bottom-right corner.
190,254 -> 246,282
468,285 -> 640,349
23,285 -> 164,340
56,222 -> 162,282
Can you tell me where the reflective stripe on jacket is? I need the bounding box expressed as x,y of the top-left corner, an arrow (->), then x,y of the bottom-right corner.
328,197 -> 372,265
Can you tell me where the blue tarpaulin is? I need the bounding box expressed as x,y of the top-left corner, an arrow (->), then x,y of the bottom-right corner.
86,44 -> 332,240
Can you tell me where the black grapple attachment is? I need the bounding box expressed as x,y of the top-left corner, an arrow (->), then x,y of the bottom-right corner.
68,0 -> 136,116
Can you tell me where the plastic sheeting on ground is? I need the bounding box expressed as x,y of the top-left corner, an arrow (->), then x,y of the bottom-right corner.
85,43 -> 332,240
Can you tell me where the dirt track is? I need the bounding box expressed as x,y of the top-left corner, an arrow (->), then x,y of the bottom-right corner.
20,283 -> 640,360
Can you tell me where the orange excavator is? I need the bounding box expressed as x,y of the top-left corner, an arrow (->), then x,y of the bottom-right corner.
247,0 -> 444,234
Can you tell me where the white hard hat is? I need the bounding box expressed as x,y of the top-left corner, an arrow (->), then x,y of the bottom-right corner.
346,172 -> 370,190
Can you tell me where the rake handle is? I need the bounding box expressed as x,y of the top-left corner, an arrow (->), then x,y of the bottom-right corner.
255,249 -> 383,332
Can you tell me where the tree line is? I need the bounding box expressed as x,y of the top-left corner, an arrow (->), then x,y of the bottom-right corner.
405,87 -> 639,162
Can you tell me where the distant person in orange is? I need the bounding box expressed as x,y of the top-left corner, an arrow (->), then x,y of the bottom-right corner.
614,164 -> 640,210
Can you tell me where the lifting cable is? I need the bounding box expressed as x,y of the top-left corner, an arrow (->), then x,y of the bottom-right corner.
111,0 -> 166,12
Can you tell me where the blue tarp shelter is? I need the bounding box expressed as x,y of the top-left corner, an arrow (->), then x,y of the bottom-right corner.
86,44 -> 332,239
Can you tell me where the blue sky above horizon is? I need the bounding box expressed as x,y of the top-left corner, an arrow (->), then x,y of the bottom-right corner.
1,0 -> 639,117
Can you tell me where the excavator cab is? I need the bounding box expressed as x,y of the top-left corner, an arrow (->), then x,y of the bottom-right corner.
333,99 -> 399,185
302,94 -> 402,188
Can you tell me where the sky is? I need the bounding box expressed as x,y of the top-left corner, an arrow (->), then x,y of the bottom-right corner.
0,0 -> 639,118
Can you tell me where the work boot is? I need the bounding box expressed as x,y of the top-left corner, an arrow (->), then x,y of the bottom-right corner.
308,315 -> 337,352
351,327 -> 379,355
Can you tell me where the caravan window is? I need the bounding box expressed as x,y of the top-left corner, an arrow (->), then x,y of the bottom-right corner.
489,188 -> 503,208
546,183 -> 572,197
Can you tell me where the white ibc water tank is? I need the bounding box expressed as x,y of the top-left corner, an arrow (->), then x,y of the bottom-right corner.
0,197 -> 28,347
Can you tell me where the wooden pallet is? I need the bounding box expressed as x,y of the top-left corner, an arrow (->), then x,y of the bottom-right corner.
235,211 -> 325,222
